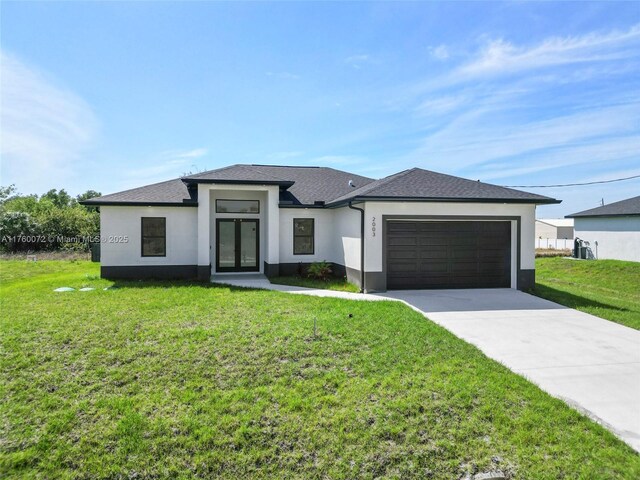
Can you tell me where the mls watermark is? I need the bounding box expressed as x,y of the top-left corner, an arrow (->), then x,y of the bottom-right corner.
1,235 -> 129,245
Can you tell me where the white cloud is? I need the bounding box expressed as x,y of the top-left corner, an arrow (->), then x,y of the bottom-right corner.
344,54 -> 373,69
429,45 -> 450,60
122,148 -> 209,188
458,23 -> 640,78
0,50 -> 98,192
410,101 -> 640,173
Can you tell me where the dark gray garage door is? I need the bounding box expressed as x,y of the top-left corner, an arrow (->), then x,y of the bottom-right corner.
386,221 -> 511,289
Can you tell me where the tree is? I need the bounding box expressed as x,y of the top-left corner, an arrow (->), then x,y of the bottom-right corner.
42,189 -> 74,208
76,190 -> 102,203
0,185 -> 17,204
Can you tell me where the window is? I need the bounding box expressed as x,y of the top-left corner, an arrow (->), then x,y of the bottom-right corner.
293,218 -> 314,255
141,217 -> 166,257
216,199 -> 259,214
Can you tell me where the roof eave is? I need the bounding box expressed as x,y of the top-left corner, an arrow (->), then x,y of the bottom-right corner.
566,213 -> 640,219
79,200 -> 199,207
327,195 -> 561,208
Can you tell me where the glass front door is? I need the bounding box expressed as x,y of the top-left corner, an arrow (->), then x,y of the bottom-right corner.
216,219 -> 259,272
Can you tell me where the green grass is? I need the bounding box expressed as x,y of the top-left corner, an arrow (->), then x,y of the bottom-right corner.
534,257 -> 640,330
269,275 -> 360,292
1,260 -> 638,479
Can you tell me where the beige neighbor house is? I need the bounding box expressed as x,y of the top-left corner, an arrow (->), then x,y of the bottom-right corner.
81,164 -> 560,292
535,218 -> 574,249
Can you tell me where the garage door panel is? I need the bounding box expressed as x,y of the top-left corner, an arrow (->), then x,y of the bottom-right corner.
417,261 -> 449,274
386,220 -> 511,290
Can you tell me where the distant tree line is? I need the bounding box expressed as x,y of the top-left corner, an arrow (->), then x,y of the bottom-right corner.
0,185 -> 101,252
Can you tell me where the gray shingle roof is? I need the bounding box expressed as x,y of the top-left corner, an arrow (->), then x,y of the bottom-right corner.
329,168 -> 559,205
183,164 -> 375,205
567,195 -> 640,218
81,179 -> 196,206
81,165 -> 560,207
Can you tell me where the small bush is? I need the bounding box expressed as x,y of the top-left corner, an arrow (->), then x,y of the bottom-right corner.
307,261 -> 332,281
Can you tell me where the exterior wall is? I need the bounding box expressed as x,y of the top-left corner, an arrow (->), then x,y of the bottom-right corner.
574,216 -> 640,262
99,205 -> 197,275
279,208 -> 339,264
362,202 -> 536,291
557,226 -> 574,239
535,221 -> 574,240
535,221 -> 557,239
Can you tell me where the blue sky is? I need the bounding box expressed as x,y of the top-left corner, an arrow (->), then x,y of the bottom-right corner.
1,1 -> 639,217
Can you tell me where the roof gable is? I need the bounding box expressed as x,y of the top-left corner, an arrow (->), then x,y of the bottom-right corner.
330,168 -> 559,205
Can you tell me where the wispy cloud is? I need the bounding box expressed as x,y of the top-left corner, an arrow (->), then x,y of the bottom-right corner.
428,45 -> 450,61
0,50 -> 98,192
344,54 -> 374,69
458,23 -> 640,78
122,148 -> 209,188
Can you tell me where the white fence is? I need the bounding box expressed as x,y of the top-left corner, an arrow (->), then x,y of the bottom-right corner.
536,238 -> 572,250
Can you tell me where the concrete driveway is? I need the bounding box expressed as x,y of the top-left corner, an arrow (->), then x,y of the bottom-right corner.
376,289 -> 640,452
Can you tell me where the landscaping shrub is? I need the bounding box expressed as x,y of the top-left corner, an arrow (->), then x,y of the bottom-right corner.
307,260 -> 332,280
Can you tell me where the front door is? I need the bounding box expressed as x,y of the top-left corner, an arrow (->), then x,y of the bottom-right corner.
216,219 -> 260,272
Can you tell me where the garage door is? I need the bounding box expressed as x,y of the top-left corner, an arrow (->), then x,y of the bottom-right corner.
386,221 -> 511,289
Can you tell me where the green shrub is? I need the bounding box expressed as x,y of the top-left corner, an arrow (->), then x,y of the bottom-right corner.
307,261 -> 332,281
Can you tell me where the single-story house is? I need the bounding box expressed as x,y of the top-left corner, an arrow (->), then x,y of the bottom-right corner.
535,218 -> 574,239
566,195 -> 640,262
82,165 -> 560,292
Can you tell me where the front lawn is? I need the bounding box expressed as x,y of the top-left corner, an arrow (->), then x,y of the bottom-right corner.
269,275 -> 359,292
534,257 -> 640,330
1,260 -> 638,478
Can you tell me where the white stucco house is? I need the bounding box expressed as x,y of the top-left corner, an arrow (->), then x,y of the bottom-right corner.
567,195 -> 640,262
82,165 -> 560,292
535,219 -> 574,239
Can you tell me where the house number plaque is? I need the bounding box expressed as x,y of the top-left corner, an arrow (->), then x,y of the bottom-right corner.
371,217 -> 376,237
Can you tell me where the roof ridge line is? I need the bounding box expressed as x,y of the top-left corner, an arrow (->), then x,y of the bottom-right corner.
330,168 -> 416,202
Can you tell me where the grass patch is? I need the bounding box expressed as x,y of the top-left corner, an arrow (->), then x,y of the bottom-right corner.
2,260 -> 639,478
533,257 -> 640,330
269,275 -> 359,292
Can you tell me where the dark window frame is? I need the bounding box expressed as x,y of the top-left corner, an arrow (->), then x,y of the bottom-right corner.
215,199 -> 260,214
141,217 -> 166,257
293,218 -> 315,255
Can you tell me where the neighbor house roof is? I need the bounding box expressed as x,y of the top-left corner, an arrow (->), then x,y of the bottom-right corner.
81,164 -> 560,207
566,195 -> 640,218
536,218 -> 574,227
329,168 -> 559,205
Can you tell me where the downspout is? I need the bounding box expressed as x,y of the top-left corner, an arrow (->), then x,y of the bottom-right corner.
348,201 -> 365,293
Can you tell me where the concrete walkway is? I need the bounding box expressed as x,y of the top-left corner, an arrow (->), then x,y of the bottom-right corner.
211,275 -> 640,451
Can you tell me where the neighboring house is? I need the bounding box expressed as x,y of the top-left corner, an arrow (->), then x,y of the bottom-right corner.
566,195 -> 640,262
535,219 -> 574,239
81,165 -> 559,291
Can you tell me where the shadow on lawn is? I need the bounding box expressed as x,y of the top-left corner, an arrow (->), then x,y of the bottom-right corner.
532,284 -> 628,312
110,279 -> 264,293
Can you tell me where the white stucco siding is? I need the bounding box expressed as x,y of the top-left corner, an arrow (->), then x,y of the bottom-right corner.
278,208 -> 339,264
363,202 -> 536,273
100,206 -> 197,266
574,217 -> 640,262
334,206 -> 362,270
535,221 -> 557,239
